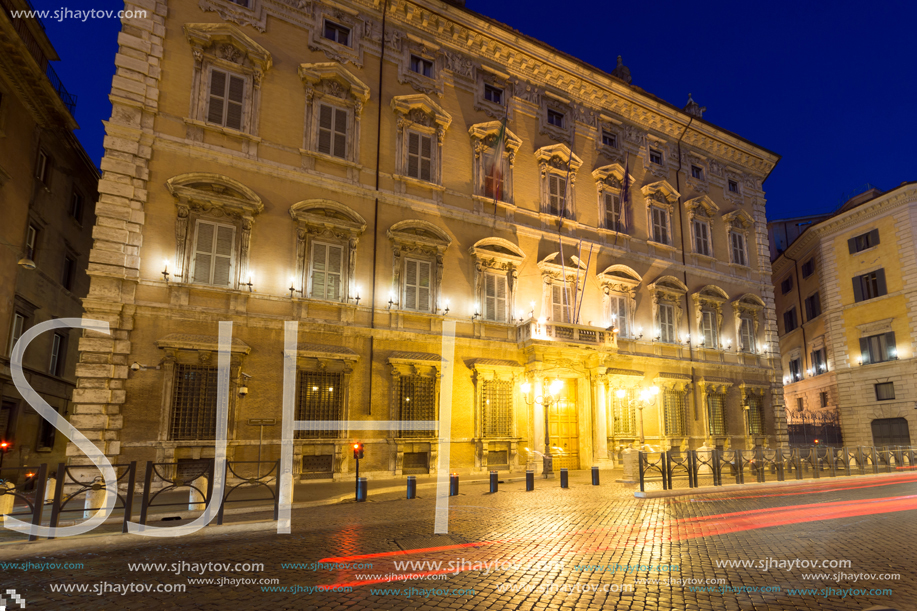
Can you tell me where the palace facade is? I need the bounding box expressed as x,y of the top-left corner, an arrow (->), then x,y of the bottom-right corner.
72,0 -> 783,479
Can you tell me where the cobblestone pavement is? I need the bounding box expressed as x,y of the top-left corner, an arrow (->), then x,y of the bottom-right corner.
3,472 -> 916,610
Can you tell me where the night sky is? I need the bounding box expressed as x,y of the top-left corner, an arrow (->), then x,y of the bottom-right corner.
39,0 -> 917,220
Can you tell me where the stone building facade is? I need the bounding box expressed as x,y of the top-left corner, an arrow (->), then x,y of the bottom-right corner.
0,0 -> 98,478
72,0 -> 783,479
773,184 -> 917,448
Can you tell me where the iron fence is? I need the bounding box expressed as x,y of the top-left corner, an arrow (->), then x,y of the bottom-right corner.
639,445 -> 917,492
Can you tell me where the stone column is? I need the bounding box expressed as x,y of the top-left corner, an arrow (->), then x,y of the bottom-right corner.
592,374 -> 612,467
532,375 -> 545,473
69,1 -> 167,466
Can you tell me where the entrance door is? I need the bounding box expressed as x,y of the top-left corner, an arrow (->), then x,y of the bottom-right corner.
548,379 -> 579,470
871,418 -> 910,446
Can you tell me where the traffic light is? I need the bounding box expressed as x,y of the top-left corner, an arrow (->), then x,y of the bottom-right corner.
352,443 -> 364,460
0,440 -> 11,453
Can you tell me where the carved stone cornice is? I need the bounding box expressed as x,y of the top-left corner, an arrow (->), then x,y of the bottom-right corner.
183,22 -> 273,78
641,180 -> 680,211
167,173 -> 264,219
156,334 -> 252,354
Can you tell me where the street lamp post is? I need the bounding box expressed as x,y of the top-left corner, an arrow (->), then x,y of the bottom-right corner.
521,377 -> 563,478
634,386 -> 660,447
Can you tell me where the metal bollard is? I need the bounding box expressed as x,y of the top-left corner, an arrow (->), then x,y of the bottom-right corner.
560,468 -> 569,488
591,466 -> 600,486
449,473 -> 459,496
356,477 -> 367,502
406,475 -> 416,499
526,470 -> 534,491
489,470 -> 498,493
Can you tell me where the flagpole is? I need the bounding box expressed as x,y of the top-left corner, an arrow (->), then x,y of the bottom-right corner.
492,101 -> 509,220
558,127 -> 576,322
574,243 -> 593,325
615,152 -> 629,250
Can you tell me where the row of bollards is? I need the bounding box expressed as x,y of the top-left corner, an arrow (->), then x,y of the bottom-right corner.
393,466 -> 603,501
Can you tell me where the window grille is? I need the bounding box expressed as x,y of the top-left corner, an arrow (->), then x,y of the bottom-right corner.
487,450 -> 508,466
707,392 -> 726,436
169,364 -> 218,440
296,371 -> 344,439
613,389 -> 636,436
482,379 -> 512,437
301,455 -> 334,479
399,375 -> 435,438
664,390 -> 687,436
747,394 -> 764,435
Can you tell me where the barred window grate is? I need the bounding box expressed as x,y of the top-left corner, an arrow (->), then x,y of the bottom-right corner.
399,375 -> 435,438
612,389 -> 636,436
482,379 -> 512,437
747,394 -> 764,435
296,371 -> 344,439
169,364 -> 218,441
664,390 -> 687,437
707,392 -> 726,436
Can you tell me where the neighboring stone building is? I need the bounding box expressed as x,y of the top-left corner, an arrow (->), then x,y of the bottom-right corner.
772,184 -> 917,447
0,0 -> 98,478
73,0 -> 782,480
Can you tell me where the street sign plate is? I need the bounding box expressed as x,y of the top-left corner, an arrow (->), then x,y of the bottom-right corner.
248,418 -> 276,425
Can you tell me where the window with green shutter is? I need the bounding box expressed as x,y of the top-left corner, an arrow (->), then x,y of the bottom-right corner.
192,221 -> 235,286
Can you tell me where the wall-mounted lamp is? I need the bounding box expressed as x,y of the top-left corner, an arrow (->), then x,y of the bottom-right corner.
439,298 -> 450,315
387,291 -> 398,309
636,326 -> 644,340
130,362 -> 160,372
244,271 -> 254,292
289,277 -> 301,298
162,259 -> 171,282
529,301 -> 536,319
239,372 -> 252,397
352,286 -> 361,307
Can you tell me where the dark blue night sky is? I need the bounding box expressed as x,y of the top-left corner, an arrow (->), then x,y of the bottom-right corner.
39,0 -> 917,220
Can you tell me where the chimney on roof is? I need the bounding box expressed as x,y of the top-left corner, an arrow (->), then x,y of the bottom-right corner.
684,93 -> 706,119
611,56 -> 632,84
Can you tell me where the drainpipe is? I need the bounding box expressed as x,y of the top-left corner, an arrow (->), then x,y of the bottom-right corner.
783,253 -> 808,378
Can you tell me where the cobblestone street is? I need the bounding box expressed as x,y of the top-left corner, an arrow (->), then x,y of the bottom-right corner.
2,471 -> 916,610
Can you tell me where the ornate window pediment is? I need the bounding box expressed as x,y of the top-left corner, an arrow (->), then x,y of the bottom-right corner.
597,265 -> 641,336
289,200 -> 366,302
156,333 -> 252,355
723,208 -> 754,232
535,144 -> 582,219
684,195 -> 719,220
469,121 -> 522,207
184,23 -> 273,74
470,238 -> 525,323
167,174 -> 262,289
388,220 -> 452,313
391,94 -> 452,187
641,180 -> 680,211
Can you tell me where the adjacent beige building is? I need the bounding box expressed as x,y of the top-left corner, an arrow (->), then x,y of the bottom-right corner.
72,0 -> 783,480
0,0 -> 98,478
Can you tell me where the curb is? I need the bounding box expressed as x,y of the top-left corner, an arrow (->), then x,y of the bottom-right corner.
634,470 -> 916,498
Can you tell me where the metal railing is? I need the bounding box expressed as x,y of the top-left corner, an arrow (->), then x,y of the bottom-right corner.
639,445 -> 917,492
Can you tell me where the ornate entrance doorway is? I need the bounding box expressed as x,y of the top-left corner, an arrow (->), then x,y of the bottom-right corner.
548,379 -> 579,470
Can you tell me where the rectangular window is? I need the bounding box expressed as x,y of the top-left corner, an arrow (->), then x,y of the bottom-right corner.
613,389 -> 636,436
747,394 -> 764,435
740,316 -> 755,353
604,193 -> 623,231
548,174 -> 566,217
403,258 -> 431,312
860,332 -> 896,365
323,20 -> 351,46
781,276 -> 793,294
207,69 -> 245,130
651,207 -> 669,244
789,357 -> 802,382
61,255 -> 75,291
169,364 -> 218,440
399,375 -> 435,438
228,0 -> 249,6
658,303 -> 675,343
406,132 -> 433,181
36,151 -> 49,183
853,269 -> 887,302
875,382 -> 895,401
691,165 -> 704,180
649,149 -> 663,165
483,150 -> 504,201
601,130 -> 617,148
820,391 -> 828,408
783,307 -> 798,333
37,406 -> 57,449
707,392 -> 726,436
295,370 -> 344,439
8,312 -> 25,356
607,294 -> 627,337
796,397 -> 804,411
547,109 -> 565,128
409,55 -> 433,78
848,229 -> 879,254
811,348 -> 826,374
24,225 -> 38,262
728,179 -> 739,193
804,292 -> 822,320
192,221 -> 235,286
552,282 -> 572,323
70,192 -> 84,223
730,232 -> 747,266
310,242 -> 344,301
49,332 -> 65,376
693,220 -> 711,256
801,258 -> 815,278
482,379 -> 512,437
700,310 -> 718,347
483,84 -> 503,105
664,390 -> 686,436
483,272 -> 507,322
317,104 -> 348,158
